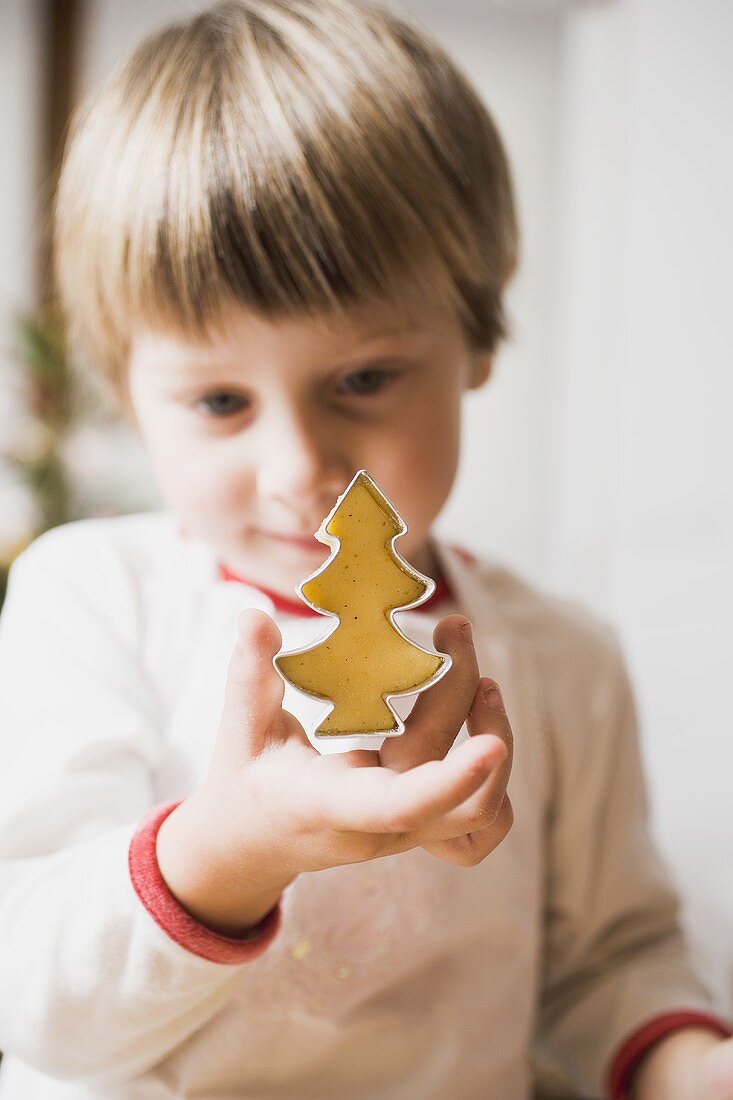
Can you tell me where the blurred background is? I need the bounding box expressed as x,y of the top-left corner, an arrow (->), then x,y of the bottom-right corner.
1,0 -> 731,1094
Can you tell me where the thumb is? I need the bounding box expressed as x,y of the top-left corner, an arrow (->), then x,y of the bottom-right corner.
217,608 -> 286,759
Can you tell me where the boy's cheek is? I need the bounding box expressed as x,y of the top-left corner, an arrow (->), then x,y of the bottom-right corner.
150,452 -> 249,526
184,481 -> 251,526
381,438 -> 459,528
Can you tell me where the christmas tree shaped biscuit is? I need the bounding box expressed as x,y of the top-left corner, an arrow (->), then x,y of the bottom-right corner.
274,470 -> 451,737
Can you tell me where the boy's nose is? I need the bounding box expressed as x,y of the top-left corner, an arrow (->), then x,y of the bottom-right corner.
255,418 -> 350,521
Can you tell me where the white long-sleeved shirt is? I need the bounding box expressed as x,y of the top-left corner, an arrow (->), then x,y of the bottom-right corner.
0,511 -> 729,1099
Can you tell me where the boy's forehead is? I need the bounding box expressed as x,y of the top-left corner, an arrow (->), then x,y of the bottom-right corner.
214,299 -> 430,344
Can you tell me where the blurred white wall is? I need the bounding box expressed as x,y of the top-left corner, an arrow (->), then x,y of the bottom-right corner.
420,4 -> 562,586
0,2 -> 38,342
1,0 -> 732,1013
549,0 -> 733,1012
0,0 -> 42,521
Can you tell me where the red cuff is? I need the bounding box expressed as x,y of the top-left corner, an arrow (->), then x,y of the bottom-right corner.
129,799 -> 283,964
607,1009 -> 733,1098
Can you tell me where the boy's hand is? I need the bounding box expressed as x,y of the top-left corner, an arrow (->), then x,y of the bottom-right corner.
157,609 -> 512,935
691,1036 -> 733,1099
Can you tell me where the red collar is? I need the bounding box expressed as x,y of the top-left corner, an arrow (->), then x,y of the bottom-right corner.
175,523 -> 475,618
216,559 -> 454,617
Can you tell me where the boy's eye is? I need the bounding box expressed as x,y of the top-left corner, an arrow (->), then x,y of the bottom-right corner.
195,392 -> 249,417
337,367 -> 398,396
191,368 -> 399,418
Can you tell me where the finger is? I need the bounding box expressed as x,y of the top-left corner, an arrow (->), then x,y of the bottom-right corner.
466,677 -> 513,807
321,732 -> 506,834
418,795 -> 514,865
217,608 -> 287,758
416,678 -> 514,838
379,614 -> 479,772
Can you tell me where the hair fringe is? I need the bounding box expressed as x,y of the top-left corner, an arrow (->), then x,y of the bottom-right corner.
53,0 -> 518,408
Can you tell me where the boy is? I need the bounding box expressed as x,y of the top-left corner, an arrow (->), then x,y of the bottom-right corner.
0,1 -> 731,1097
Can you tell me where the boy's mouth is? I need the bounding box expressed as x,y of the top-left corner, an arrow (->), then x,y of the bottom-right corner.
258,529 -> 324,552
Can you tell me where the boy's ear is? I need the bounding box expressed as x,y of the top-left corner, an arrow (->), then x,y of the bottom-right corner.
466,350 -> 494,390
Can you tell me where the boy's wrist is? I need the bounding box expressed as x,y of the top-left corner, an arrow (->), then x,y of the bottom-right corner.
155,794 -> 297,934
629,1027 -> 724,1100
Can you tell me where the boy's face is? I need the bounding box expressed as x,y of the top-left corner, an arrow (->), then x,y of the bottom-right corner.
127,301 -> 491,598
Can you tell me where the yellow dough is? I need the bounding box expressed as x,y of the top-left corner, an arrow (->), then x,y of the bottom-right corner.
274,470 -> 449,736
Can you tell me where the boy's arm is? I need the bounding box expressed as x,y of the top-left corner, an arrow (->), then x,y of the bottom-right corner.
533,626 -> 732,1098
0,529 -> 282,1085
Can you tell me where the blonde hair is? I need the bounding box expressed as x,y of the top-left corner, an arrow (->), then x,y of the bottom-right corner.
54,0 -> 518,412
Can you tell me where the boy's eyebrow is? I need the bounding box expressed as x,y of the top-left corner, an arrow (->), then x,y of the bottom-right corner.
332,325 -> 427,359
294,321 -> 426,353
350,322 -> 425,340
149,323 -> 427,374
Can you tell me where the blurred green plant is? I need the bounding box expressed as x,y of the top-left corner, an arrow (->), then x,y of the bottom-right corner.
1,309 -> 158,612
0,310 -> 104,610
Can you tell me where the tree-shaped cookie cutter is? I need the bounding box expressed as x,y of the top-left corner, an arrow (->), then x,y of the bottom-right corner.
273,469 -> 452,737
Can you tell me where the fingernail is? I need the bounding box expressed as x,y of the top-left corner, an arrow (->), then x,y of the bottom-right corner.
483,684 -> 505,712
488,793 -> 506,822
459,620 -> 473,643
